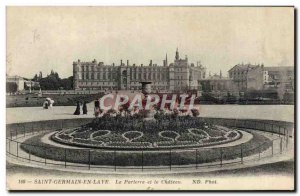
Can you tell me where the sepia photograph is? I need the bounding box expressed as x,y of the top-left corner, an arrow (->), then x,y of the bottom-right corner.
5,6 -> 295,191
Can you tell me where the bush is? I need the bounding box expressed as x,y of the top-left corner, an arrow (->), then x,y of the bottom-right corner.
123,131 -> 143,142
227,131 -> 237,138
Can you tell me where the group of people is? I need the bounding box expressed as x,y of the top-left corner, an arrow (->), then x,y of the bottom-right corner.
74,101 -> 88,115
43,98 -> 54,109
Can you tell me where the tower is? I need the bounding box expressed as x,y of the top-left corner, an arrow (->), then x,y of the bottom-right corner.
175,48 -> 179,60
165,53 -> 168,66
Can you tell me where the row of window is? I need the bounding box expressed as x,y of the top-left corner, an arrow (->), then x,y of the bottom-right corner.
80,65 -> 169,72
80,72 -> 169,81
80,72 -> 117,80
131,72 -> 168,81
78,82 -> 117,86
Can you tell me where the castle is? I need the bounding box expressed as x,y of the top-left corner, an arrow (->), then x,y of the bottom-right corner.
73,49 -> 206,91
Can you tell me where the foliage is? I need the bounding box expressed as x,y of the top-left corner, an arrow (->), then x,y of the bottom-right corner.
191,108 -> 200,117
6,82 -> 18,93
32,70 -> 73,90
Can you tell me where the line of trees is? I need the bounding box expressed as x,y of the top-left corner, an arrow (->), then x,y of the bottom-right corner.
32,70 -> 73,90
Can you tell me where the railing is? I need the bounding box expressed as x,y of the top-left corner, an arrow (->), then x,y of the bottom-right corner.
6,118 -> 294,172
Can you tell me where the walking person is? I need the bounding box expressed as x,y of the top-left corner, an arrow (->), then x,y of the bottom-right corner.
73,101 -> 80,115
82,101 -> 88,115
94,99 -> 100,117
43,101 -> 48,109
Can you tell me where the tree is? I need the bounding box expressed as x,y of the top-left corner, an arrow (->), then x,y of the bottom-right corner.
31,70 -> 74,90
122,100 -> 131,117
6,82 -> 18,94
60,76 -> 73,90
33,74 -> 38,81
171,109 -> 179,120
39,71 -> 43,79
39,76 -> 60,90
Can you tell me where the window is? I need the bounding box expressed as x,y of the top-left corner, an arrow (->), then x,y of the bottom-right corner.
103,73 -> 106,80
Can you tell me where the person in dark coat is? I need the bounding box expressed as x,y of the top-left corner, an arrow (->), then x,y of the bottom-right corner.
82,101 -> 88,115
43,101 -> 48,109
94,99 -> 100,117
73,101 -> 80,115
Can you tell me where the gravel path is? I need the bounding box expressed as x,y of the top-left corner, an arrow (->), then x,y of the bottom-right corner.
6,105 -> 294,124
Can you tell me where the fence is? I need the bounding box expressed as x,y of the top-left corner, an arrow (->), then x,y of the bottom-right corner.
6,118 -> 294,171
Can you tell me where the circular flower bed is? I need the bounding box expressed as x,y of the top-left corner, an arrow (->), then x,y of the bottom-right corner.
51,116 -> 242,150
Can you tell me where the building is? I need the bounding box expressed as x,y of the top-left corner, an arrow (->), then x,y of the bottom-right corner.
199,72 -> 237,97
73,49 -> 206,91
24,80 -> 40,90
228,63 -> 294,90
264,66 -> 294,89
228,63 -> 265,91
263,66 -> 294,100
6,75 -> 25,91
228,63 -> 294,101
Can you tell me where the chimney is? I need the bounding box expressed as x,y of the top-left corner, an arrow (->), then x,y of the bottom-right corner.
120,60 -> 123,66
150,60 -> 152,66
127,60 -> 129,66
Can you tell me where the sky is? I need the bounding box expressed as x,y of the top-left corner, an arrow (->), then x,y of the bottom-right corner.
6,7 -> 294,78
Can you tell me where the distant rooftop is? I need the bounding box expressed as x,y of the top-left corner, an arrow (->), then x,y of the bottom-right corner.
203,74 -> 230,81
6,75 -> 24,79
228,63 -> 262,72
264,66 -> 294,71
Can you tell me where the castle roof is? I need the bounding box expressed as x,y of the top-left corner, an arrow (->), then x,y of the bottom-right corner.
228,63 -> 260,72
